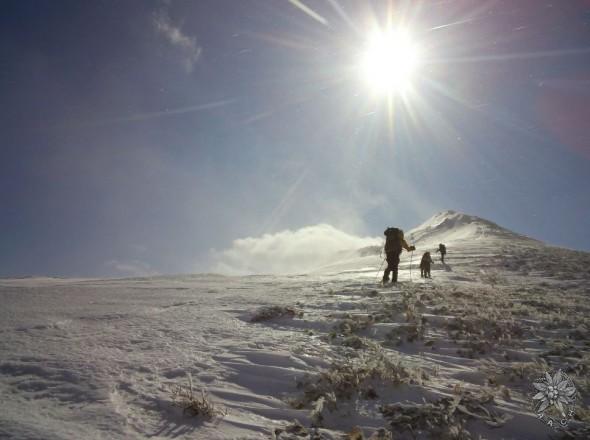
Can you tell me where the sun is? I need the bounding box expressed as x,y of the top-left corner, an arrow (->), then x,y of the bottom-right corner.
360,28 -> 421,94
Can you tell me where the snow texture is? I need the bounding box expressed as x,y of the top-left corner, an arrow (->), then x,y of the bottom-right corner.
1,210 -> 589,439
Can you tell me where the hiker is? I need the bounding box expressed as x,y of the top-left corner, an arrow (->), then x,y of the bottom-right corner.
436,243 -> 447,263
382,227 -> 415,284
420,252 -> 434,278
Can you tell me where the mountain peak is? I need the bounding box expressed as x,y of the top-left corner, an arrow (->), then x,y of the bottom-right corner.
407,210 -> 538,245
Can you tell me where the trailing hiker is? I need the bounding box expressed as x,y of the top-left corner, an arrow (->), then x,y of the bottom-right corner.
420,252 -> 434,278
382,227 -> 415,284
436,243 -> 447,264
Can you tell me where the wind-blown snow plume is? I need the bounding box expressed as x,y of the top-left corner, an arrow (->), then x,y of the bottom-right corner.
212,224 -> 380,275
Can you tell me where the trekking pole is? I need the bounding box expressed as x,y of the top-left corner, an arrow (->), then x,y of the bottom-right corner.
375,239 -> 385,284
409,250 -> 414,282
376,257 -> 385,284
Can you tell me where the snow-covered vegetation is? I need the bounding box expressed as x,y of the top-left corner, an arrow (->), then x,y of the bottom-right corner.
1,211 -> 588,439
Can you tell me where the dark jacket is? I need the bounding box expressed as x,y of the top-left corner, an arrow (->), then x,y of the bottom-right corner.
384,228 -> 412,254
420,252 -> 434,268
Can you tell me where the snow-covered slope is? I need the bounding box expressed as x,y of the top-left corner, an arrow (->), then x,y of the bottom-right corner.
407,210 -> 540,247
1,212 -> 589,440
311,210 -> 541,277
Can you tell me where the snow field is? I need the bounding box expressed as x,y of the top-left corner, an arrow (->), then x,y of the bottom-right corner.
1,211 -> 589,439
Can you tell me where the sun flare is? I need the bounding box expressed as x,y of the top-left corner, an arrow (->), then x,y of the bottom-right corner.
360,28 -> 421,94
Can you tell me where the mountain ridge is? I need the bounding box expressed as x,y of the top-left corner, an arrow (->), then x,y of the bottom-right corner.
352,209 -> 542,262
405,209 -> 541,246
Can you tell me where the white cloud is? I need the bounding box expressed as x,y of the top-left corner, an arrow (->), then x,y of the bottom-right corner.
153,10 -> 202,72
211,224 -> 380,275
105,260 -> 159,277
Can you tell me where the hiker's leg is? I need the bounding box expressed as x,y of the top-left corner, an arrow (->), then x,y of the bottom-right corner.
391,253 -> 401,283
383,254 -> 393,283
382,263 -> 391,283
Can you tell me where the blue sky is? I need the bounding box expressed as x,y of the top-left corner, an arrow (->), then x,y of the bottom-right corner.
2,0 -> 590,277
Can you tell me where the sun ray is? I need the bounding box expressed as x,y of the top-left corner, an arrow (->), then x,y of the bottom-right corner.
432,47 -> 590,64
288,0 -> 329,27
427,17 -> 477,32
325,0 -> 361,36
258,167 -> 309,236
74,99 -> 235,128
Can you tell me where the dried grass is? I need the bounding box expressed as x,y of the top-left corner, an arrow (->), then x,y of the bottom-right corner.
170,374 -> 226,419
250,305 -> 303,322
293,349 -> 425,416
381,390 -> 511,439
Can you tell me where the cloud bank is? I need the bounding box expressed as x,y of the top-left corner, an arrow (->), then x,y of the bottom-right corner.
212,224 -> 380,275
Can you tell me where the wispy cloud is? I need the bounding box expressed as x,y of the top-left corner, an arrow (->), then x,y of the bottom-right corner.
153,8 -> 202,72
211,224 -> 379,275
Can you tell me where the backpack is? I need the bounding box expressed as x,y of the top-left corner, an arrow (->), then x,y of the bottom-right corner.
384,227 -> 403,253
439,244 -> 446,253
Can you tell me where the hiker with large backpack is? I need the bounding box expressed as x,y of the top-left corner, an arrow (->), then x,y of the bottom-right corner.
420,252 -> 434,278
436,243 -> 447,263
382,227 -> 415,284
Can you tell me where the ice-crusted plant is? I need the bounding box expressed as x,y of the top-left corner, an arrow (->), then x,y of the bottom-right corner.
339,335 -> 379,350
384,322 -> 425,346
250,305 -> 303,322
446,312 -> 523,357
541,342 -> 583,359
171,374 -> 226,419
479,270 -> 507,287
330,315 -> 375,340
380,291 -> 427,345
273,420 -> 327,440
381,389 -> 511,439
292,348 -> 426,415
481,358 -> 549,387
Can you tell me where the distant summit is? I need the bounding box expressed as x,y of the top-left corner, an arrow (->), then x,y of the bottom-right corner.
406,210 -> 539,245
353,210 -> 539,262
312,209 -> 558,274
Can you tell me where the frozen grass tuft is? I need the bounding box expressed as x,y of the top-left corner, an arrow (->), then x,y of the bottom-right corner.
479,270 -> 507,287
331,314 -> 375,335
171,374 -> 226,419
340,426 -> 393,440
273,420 -> 328,439
292,348 -> 427,418
339,335 -> 378,350
250,305 -> 303,322
381,389 -> 511,439
481,358 -> 549,388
